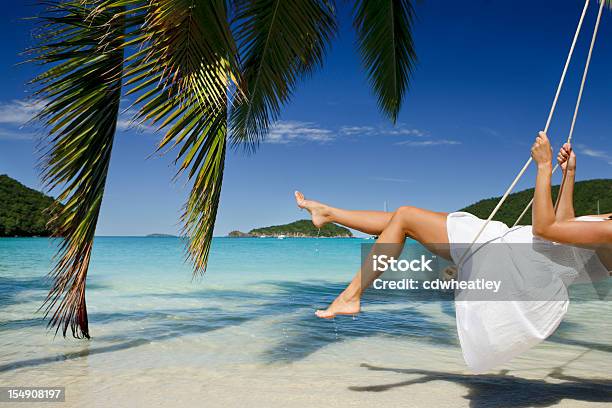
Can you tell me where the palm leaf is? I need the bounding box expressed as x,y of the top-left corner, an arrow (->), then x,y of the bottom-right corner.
180,109 -> 227,273
124,0 -> 239,113
229,0 -> 336,148
353,0 -> 416,123
29,1 -> 126,338
124,0 -> 238,275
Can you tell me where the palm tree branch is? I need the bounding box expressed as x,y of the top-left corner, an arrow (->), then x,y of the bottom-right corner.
122,0 -> 238,275
28,0 -> 127,338
353,0 -> 417,123
229,0 -> 336,149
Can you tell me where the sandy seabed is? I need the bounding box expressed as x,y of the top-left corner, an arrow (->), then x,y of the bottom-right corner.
3,308 -> 610,408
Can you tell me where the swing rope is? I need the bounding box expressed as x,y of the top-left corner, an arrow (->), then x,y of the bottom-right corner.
456,0 -> 604,268
513,0 -> 606,226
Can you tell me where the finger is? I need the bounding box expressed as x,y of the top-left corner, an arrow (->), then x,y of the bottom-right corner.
538,131 -> 549,142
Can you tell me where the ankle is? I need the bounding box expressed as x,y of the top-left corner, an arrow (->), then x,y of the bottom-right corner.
324,206 -> 335,223
340,289 -> 361,303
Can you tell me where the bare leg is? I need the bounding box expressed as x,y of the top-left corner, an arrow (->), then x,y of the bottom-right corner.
294,191 -> 448,241
295,191 -> 393,235
315,206 -> 450,318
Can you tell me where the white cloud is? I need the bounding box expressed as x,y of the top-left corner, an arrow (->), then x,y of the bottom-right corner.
0,128 -> 36,140
116,118 -> 133,131
576,144 -> 612,165
116,118 -> 157,133
395,139 -> 460,147
267,121 -> 334,144
0,99 -> 44,125
578,145 -> 608,158
0,99 -> 158,139
116,108 -> 157,133
0,100 -> 43,140
339,123 -> 425,137
339,122 -> 460,148
339,126 -> 375,136
382,127 -> 425,137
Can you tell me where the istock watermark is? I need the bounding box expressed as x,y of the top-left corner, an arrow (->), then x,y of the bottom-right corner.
360,242 -> 611,302
372,254 -> 434,272
372,277 -> 501,293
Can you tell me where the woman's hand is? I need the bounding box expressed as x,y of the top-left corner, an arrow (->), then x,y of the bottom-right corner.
557,143 -> 576,172
531,131 -> 553,169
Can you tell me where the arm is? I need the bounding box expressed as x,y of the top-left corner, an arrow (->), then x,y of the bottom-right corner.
555,143 -> 576,221
531,132 -> 612,244
532,132 -> 556,235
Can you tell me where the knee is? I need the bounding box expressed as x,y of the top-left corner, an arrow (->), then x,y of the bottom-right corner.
394,206 -> 418,220
391,206 -> 425,236
392,206 -> 418,229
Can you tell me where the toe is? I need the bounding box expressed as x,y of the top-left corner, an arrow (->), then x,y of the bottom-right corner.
315,309 -> 334,319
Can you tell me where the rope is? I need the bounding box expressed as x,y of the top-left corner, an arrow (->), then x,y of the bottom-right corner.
513,0 -> 605,226
455,0 -> 593,267
544,0 -> 593,133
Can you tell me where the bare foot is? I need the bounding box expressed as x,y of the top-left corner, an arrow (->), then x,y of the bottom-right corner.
294,191 -> 332,228
315,292 -> 361,319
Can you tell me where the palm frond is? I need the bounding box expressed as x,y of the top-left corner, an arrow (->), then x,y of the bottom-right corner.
229,0 -> 336,148
353,0 -> 416,123
180,109 -> 227,274
29,1 -> 126,338
124,0 -> 237,275
124,0 -> 239,114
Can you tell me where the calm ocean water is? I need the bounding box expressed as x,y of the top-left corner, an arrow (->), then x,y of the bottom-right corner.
0,237 -> 457,355
0,237 -> 610,407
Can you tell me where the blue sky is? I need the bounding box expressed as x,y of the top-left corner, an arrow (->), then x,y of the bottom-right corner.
0,1 -> 611,236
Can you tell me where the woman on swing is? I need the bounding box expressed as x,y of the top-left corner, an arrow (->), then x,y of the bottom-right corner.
295,131 -> 611,371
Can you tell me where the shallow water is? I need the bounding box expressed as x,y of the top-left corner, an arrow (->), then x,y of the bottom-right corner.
0,237 -> 610,407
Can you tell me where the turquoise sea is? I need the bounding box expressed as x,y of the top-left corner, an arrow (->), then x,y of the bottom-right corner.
1,237 -> 610,407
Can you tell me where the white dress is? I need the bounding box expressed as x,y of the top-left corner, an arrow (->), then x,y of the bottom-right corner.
446,212 -> 610,373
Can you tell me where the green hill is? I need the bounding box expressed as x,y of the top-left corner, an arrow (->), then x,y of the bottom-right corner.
0,175 -> 59,237
248,219 -> 352,237
3,174 -> 609,237
460,178 -> 611,226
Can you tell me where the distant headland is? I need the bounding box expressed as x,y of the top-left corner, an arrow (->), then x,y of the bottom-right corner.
2,173 -> 610,237
228,219 -> 353,238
